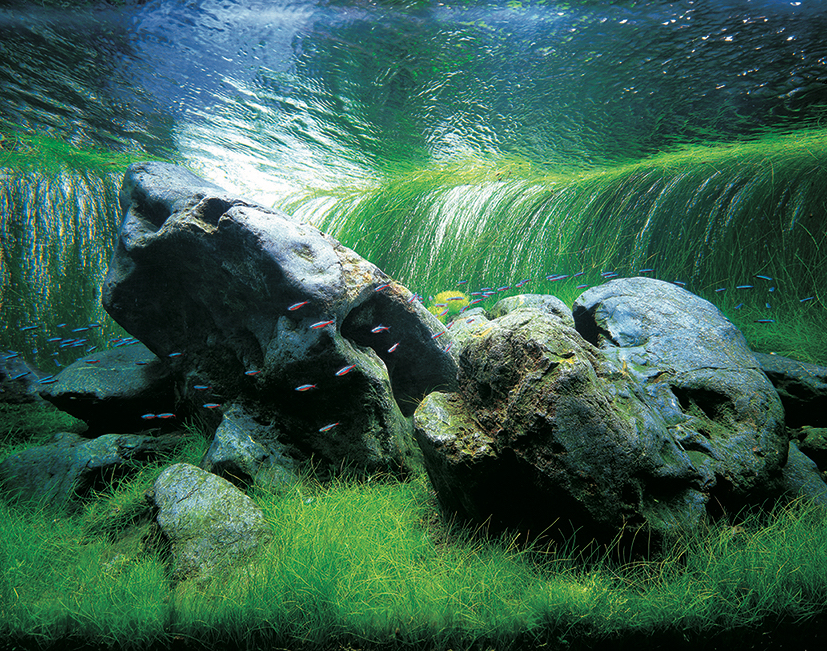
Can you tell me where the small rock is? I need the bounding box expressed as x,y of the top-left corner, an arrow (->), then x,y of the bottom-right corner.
754,352 -> 827,428
0,431 -> 183,510
38,343 -> 176,434
150,463 -> 271,580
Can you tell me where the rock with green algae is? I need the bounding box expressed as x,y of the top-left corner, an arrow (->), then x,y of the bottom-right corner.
149,462 -> 271,581
414,307 -> 710,543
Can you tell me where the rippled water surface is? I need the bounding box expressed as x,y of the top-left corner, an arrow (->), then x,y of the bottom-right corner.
3,0 -> 826,198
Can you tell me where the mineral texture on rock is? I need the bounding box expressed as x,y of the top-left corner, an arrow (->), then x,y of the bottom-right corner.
149,462 -> 271,580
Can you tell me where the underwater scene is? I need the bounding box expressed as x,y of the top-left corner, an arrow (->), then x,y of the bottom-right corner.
1,0 -> 827,649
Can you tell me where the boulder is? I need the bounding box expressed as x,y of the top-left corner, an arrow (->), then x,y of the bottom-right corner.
149,462 -> 271,580
38,342 -> 176,434
754,352 -> 827,428
573,277 -> 788,507
0,431 -> 183,510
102,162 -> 456,480
414,308 -> 710,543
488,293 -> 574,327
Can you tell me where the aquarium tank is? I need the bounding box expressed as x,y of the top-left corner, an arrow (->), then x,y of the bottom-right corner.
2,2 -> 827,650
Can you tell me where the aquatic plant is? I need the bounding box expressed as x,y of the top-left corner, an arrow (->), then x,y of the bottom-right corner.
427,289 -> 470,323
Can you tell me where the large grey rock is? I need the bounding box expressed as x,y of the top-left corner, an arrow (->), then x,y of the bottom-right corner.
573,277 -> 788,505
102,162 -> 456,480
38,342 -> 176,433
150,462 -> 271,580
415,308 -> 710,543
754,352 -> 827,428
0,431 -> 183,510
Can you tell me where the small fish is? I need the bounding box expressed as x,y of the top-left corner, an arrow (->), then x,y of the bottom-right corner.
497,285 -> 511,292
56,323 -> 66,328
769,286 -> 775,292
572,271 -> 585,277
431,331 -> 446,340
157,413 -> 175,419
202,403 -> 222,409
335,364 -> 356,376
309,320 -> 335,329
576,284 -> 589,289
479,287 -> 493,292
388,342 -> 400,353
1,352 -> 19,360
168,352 -> 183,358
734,303 -> 744,309
39,375 -> 57,383
469,298 -> 483,305
515,279 -> 530,287
639,268 -> 654,273
85,359 -> 100,364
715,287 -> 726,293
19,324 -> 38,332
800,296 -> 815,303
9,372 -> 29,380
444,341 -> 453,352
755,275 -> 773,281
755,319 -> 775,324
193,384 -> 211,390
407,295 -> 417,303
318,422 -> 339,433
46,336 -> 62,343
600,271 -> 616,277
244,370 -> 261,376
141,413 -> 157,420
371,325 -> 390,333
766,303 -> 772,309
672,280 -> 686,286
438,308 -> 449,317
457,279 -> 469,285
135,361 -> 148,366
736,285 -> 753,290
71,327 -> 89,333
85,346 -> 97,353
87,323 -> 102,328
447,296 -> 465,301
288,300 -> 309,311
374,283 -> 390,291
295,384 -> 316,392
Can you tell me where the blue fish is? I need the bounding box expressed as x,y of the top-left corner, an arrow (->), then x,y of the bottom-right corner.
141,413 -> 156,420
639,268 -> 654,274
715,287 -> 726,293
755,319 -> 775,324
374,283 -> 390,291
168,352 -> 183,358
801,296 -> 815,303
157,413 -> 175,419
193,384 -> 211,390
318,422 -> 339,432
244,370 -> 261,376
388,343 -> 400,353
335,364 -> 356,376
203,403 -> 222,409
310,320 -> 335,329
9,372 -> 29,380
288,300 -> 309,311
755,275 -> 773,281
736,285 -> 753,290
371,325 -> 391,333
295,384 -> 316,392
